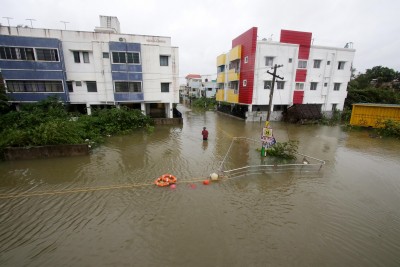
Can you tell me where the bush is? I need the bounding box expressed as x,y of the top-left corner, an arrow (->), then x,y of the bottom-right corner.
192,97 -> 216,110
378,119 -> 400,138
266,140 -> 299,159
0,98 -> 154,158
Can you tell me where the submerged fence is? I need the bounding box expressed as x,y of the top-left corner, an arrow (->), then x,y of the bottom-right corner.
218,137 -> 326,178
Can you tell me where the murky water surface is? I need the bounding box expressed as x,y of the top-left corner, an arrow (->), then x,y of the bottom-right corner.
1,105 -> 400,266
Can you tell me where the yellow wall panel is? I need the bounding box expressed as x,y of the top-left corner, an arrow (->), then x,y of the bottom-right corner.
216,89 -> 225,101
227,89 -> 239,103
217,54 -> 226,66
229,45 -> 242,61
350,104 -> 400,128
217,72 -> 225,83
228,69 -> 240,81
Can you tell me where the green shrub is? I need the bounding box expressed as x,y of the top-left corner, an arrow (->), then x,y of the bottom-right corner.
266,140 -> 299,159
0,98 -> 154,157
192,97 -> 216,110
378,119 -> 400,138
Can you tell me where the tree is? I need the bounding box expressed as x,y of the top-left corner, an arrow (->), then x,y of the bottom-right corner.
348,65 -> 399,90
365,66 -> 397,84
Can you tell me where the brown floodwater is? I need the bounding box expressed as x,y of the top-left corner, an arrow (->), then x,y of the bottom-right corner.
1,104 -> 400,266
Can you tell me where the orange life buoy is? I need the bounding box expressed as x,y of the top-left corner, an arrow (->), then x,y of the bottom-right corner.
155,174 -> 177,187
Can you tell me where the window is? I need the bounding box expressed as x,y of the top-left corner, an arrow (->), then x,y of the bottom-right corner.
112,52 -> 140,64
310,82 -> 318,90
276,81 -> 285,90
86,81 -> 97,92
67,81 -> 73,92
288,58 -> 292,63
264,81 -> 272,89
161,83 -> 170,92
333,83 -> 341,91
338,61 -> 345,70
6,80 -> 63,92
35,48 -> 59,61
243,80 -> 247,87
160,55 -> 169,66
327,61 -> 330,65
0,46 -> 35,60
324,83 -> 328,87
83,52 -> 90,63
295,83 -> 304,90
103,52 -> 109,58
115,82 -> 142,92
244,56 -> 248,63
73,51 -> 80,63
265,57 -> 274,66
313,60 -> 321,68
298,60 -> 307,69
332,104 -> 337,111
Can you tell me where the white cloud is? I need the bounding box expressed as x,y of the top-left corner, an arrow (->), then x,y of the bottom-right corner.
2,0 -> 400,82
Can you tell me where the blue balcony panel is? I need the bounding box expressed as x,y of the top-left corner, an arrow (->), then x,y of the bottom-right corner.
0,35 -> 60,48
111,64 -> 142,73
6,92 -> 67,102
112,72 -> 142,81
114,93 -> 144,102
2,69 -> 64,80
109,42 -> 141,52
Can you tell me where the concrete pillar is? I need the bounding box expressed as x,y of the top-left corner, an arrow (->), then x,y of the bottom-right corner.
86,103 -> 91,115
141,102 -> 146,115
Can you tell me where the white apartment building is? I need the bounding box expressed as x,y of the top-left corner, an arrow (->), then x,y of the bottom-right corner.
185,74 -> 202,98
216,27 -> 356,121
0,16 -> 179,118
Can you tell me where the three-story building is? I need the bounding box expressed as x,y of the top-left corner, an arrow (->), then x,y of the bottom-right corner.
0,16 -> 179,118
216,27 -> 355,121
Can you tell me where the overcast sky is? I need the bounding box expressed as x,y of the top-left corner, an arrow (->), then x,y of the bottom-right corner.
2,0 -> 400,82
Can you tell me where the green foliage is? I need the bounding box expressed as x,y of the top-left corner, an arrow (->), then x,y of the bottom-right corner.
265,140 -> 299,159
365,66 -> 398,83
90,107 -> 154,135
0,97 -> 154,157
344,88 -> 400,109
349,66 -> 399,90
377,119 -> 400,138
192,97 -> 217,110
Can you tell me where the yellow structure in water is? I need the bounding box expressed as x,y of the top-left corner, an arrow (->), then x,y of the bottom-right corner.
350,104 -> 400,128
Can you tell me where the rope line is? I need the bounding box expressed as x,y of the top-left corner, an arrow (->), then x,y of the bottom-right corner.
0,177 -> 210,200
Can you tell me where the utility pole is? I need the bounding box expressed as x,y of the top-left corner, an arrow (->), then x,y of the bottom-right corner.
266,64 -> 284,121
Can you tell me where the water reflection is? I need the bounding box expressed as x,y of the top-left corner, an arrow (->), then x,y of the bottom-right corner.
1,105 -> 400,266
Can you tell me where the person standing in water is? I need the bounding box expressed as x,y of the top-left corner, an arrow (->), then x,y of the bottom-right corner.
202,127 -> 209,141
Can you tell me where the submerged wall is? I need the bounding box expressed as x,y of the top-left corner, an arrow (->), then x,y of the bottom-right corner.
4,144 -> 89,161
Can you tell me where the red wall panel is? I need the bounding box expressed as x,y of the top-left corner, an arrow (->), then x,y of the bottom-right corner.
295,69 -> 307,82
293,91 -> 304,104
280,30 -> 312,60
232,27 -> 257,104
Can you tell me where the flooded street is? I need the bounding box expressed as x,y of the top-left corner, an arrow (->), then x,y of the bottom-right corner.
1,104 -> 400,267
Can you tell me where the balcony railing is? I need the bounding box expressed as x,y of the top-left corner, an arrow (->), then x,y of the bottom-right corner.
227,89 -> 239,103
229,45 -> 241,61
217,54 -> 226,66
216,89 -> 225,101
228,68 -> 240,81
217,72 -> 225,83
